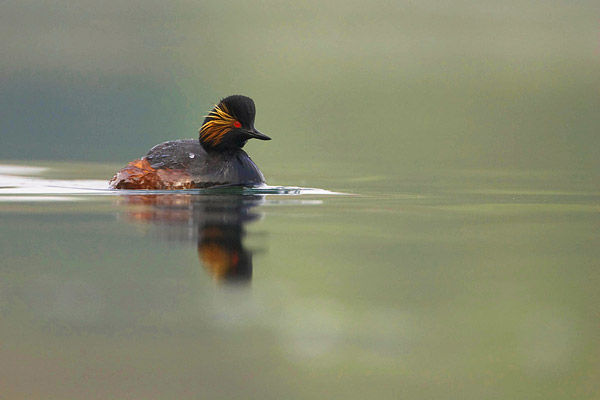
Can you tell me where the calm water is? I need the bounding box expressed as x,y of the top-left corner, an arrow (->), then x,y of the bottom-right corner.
3,0 -> 599,397
0,162 -> 598,399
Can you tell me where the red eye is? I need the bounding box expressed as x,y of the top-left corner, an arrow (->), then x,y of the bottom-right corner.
233,121 -> 241,128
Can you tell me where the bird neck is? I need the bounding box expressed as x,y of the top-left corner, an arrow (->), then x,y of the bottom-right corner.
204,146 -> 247,158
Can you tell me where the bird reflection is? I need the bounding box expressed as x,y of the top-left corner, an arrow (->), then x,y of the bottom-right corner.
118,193 -> 264,283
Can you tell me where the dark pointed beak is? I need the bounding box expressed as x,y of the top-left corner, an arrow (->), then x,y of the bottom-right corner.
246,128 -> 271,141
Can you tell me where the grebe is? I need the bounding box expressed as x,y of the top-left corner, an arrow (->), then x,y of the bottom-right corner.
109,95 -> 270,189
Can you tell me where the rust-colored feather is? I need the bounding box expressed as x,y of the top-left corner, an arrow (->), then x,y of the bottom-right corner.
108,158 -> 196,189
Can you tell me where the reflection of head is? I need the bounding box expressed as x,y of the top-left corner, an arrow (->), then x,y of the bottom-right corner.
198,225 -> 252,283
118,193 -> 262,284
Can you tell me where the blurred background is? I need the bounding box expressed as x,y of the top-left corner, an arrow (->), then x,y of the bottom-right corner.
2,1 -> 600,399
2,0 -> 599,179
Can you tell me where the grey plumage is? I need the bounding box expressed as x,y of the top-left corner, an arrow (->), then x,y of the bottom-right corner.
145,139 -> 265,187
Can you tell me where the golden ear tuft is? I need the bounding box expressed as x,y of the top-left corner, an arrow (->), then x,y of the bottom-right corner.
199,103 -> 237,146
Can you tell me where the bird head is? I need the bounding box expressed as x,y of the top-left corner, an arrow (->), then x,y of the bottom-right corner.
199,95 -> 271,151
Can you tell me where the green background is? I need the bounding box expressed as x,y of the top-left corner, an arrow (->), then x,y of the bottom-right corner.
1,1 -> 599,399
2,0 -> 599,177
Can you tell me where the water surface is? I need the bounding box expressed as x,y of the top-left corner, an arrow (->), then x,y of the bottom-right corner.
1,162 -> 599,399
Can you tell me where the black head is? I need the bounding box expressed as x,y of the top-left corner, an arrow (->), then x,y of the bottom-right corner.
199,95 -> 271,151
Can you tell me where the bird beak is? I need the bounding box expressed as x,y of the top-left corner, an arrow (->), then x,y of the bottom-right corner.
246,128 -> 271,141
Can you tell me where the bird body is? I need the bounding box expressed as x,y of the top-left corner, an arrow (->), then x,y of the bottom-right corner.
109,95 -> 270,190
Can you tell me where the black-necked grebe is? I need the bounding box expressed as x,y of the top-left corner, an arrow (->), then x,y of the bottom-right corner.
109,95 -> 271,189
